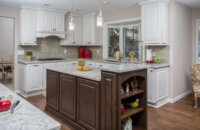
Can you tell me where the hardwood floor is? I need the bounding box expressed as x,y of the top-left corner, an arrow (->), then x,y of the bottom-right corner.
26,94 -> 200,130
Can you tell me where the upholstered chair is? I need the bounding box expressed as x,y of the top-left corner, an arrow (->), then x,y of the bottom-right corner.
191,65 -> 200,108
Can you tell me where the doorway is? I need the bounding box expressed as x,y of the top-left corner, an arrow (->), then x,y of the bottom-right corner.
0,17 -> 14,90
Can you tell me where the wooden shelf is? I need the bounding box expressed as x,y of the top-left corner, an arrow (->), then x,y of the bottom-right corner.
121,107 -> 144,120
121,90 -> 144,100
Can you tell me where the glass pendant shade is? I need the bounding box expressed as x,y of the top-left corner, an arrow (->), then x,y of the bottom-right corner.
69,20 -> 75,31
97,11 -> 103,27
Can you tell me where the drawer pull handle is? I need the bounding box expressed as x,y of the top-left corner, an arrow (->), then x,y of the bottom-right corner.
106,79 -> 111,81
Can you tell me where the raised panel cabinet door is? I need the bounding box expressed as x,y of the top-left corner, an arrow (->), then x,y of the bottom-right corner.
155,68 -> 168,101
142,3 -> 159,43
43,63 -> 56,90
82,15 -> 89,44
46,70 -> 59,111
60,74 -> 76,120
44,11 -> 54,31
101,72 -> 117,130
20,9 -> 37,44
77,78 -> 100,130
73,16 -> 82,44
54,13 -> 65,32
147,68 -> 156,103
28,64 -> 43,92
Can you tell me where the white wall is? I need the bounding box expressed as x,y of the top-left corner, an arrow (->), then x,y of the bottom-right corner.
0,17 -> 14,61
169,0 -> 192,99
0,5 -> 19,90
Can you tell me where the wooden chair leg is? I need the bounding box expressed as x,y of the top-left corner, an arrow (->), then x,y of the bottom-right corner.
194,93 -> 198,108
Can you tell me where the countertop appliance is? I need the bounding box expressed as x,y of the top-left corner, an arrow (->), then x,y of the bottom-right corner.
79,47 -> 84,58
37,58 -> 64,61
85,48 -> 91,59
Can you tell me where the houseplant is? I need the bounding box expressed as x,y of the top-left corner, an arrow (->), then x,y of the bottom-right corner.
26,51 -> 32,61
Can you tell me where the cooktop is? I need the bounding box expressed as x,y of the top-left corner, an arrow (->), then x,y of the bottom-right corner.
37,58 -> 64,61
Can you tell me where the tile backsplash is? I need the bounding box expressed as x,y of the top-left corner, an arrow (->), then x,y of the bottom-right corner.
18,37 -> 103,60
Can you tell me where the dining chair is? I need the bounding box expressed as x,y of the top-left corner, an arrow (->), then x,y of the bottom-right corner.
2,55 -> 13,82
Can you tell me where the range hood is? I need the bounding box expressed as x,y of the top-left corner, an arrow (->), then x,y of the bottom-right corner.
36,31 -> 65,39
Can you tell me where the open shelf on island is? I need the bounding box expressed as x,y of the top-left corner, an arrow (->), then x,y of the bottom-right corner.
121,107 -> 144,120
121,90 -> 144,100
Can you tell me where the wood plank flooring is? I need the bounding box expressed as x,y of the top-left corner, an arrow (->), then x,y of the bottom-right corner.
26,94 -> 200,130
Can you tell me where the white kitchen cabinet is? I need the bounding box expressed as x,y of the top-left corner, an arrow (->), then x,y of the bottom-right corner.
85,61 -> 96,69
140,0 -> 169,45
60,15 -> 82,45
43,63 -> 56,90
19,8 -> 37,45
37,10 -> 65,38
147,67 -> 168,107
18,64 -> 43,97
82,13 -> 96,45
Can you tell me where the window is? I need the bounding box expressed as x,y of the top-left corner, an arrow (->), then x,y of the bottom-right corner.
197,20 -> 200,63
104,19 -> 141,60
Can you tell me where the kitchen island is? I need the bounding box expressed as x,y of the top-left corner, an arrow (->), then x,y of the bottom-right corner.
46,64 -> 148,130
0,83 -> 60,130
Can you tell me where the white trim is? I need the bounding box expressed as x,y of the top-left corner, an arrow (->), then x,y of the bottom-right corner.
168,90 -> 192,103
148,98 -> 169,108
139,0 -> 169,5
196,19 -> 200,64
103,17 -> 141,25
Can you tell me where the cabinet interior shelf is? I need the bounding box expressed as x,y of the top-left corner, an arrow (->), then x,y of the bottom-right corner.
121,90 -> 144,100
121,107 -> 144,120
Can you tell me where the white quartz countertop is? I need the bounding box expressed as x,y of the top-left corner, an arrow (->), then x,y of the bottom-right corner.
47,65 -> 102,81
0,84 -> 60,130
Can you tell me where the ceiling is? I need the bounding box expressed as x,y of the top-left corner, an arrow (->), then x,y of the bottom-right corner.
0,0 -> 145,14
177,0 -> 200,8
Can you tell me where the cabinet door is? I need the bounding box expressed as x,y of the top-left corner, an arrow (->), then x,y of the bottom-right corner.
82,14 -> 95,45
46,70 -> 59,111
54,13 -> 65,32
44,11 -> 54,31
147,68 -> 156,103
142,3 -> 159,44
73,16 -> 82,44
156,68 -> 168,101
60,74 -> 76,120
20,9 -> 37,45
101,72 -> 117,130
28,64 -> 43,92
77,78 -> 99,130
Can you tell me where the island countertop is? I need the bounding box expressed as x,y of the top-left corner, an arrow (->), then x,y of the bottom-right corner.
0,83 -> 60,130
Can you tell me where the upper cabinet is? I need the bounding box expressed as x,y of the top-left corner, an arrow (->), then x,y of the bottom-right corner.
19,8 -> 37,45
61,13 -> 100,46
19,7 -> 66,46
82,13 -> 96,45
140,0 -> 169,45
37,10 -> 65,38
60,15 -> 82,45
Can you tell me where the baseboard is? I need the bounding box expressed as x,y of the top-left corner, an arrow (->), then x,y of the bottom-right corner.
17,89 -> 44,98
148,98 -> 169,108
168,90 -> 192,103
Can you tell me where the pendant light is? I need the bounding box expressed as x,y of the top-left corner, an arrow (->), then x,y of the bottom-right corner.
97,0 -> 103,27
69,0 -> 75,31
97,8 -> 103,27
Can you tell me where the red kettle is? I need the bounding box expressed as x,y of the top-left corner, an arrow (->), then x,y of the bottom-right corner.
85,48 -> 91,59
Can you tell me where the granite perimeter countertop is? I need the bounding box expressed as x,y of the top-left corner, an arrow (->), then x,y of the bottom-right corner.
0,83 -> 60,130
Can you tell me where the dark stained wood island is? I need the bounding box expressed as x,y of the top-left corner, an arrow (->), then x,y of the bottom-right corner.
45,65 -> 147,130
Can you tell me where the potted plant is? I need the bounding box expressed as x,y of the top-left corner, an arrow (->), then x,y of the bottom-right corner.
26,51 -> 32,61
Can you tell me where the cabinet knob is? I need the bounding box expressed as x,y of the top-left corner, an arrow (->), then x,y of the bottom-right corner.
72,42 -> 76,44
88,42 -> 90,44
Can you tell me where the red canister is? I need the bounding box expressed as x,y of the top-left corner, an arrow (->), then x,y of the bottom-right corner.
79,47 -> 84,58
85,48 -> 91,59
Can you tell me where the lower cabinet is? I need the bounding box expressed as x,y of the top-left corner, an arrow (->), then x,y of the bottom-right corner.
46,70 -> 100,130
46,70 -> 59,111
77,78 -> 99,130
60,74 -> 76,121
147,67 -> 169,106
101,72 -> 117,130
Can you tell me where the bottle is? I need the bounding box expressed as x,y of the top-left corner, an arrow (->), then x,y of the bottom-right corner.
126,83 -> 129,93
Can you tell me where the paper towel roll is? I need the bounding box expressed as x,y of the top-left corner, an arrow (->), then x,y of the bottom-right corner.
146,49 -> 152,61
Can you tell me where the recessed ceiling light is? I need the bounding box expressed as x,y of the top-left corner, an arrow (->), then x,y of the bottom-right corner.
103,1 -> 110,4
43,4 -> 50,7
